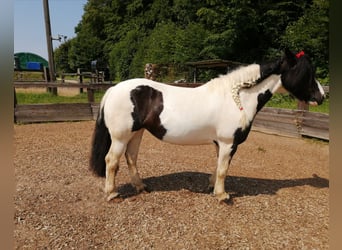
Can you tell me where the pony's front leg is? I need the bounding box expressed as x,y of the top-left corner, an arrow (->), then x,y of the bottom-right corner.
104,141 -> 126,201
213,143 -> 235,202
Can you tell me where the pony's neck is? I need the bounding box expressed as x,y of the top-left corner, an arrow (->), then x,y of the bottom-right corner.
201,60 -> 282,115
261,74 -> 282,94
240,74 -> 282,116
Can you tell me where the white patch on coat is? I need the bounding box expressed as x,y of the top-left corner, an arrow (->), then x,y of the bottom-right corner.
316,79 -> 325,97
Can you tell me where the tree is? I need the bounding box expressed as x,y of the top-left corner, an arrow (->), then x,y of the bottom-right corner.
197,0 -> 260,61
54,39 -> 73,73
55,0 -> 329,82
109,29 -> 142,80
67,0 -> 109,70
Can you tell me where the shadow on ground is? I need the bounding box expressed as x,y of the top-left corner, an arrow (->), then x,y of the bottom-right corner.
117,172 -> 328,200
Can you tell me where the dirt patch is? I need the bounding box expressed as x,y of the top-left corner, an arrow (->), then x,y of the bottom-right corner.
14,121 -> 329,249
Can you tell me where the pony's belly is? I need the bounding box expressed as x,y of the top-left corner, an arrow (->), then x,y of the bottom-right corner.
160,127 -> 216,145
159,109 -> 217,145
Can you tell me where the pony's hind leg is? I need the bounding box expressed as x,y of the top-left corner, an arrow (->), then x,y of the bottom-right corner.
125,129 -> 146,193
208,141 -> 219,192
105,139 -> 126,201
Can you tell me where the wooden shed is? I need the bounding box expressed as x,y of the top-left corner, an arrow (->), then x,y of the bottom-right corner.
186,59 -> 245,83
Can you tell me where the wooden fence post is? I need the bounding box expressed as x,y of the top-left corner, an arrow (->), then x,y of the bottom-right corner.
77,68 -> 83,83
43,66 -> 49,82
49,86 -> 58,96
14,88 -> 17,123
87,88 -> 95,103
44,66 -> 56,95
297,100 -> 309,111
78,68 -> 84,94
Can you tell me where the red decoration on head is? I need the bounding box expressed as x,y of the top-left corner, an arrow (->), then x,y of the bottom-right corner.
296,51 -> 305,58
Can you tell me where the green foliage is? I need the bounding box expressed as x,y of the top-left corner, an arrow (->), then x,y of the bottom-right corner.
53,0 -> 329,82
266,94 -> 329,114
109,29 -> 142,80
54,39 -> 73,73
202,1 -> 262,60
16,92 -> 87,104
266,94 -> 298,109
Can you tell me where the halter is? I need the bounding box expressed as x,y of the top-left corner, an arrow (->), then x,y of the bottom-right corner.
296,51 -> 305,58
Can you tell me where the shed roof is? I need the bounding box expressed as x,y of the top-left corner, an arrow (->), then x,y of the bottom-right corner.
14,52 -> 48,70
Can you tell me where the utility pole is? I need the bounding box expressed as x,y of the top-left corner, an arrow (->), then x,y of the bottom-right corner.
43,0 -> 56,83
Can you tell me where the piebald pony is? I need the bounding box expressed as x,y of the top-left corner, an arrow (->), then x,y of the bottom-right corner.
90,50 -> 325,202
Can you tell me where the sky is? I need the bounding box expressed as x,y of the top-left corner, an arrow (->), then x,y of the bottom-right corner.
14,0 -> 88,60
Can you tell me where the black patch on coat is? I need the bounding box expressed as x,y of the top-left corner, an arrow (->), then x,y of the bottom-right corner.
228,89 -> 273,163
256,90 -> 273,113
230,124 -> 252,162
130,85 -> 167,140
254,60 -> 281,84
213,140 -> 219,156
229,89 -> 273,162
259,60 -> 281,81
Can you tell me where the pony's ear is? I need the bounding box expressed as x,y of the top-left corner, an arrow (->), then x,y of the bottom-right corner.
283,48 -> 297,67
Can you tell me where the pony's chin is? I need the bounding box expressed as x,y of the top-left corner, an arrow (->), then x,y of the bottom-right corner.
308,101 -> 318,106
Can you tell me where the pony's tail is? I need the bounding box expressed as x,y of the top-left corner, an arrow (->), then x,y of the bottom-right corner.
89,106 -> 111,177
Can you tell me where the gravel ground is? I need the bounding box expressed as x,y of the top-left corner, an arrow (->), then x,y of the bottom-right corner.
14,121 -> 329,249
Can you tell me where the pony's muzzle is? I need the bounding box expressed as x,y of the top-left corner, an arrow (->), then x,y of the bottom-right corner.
309,93 -> 325,106
308,101 -> 318,106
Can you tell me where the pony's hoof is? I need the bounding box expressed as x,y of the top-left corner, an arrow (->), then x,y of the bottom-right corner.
135,183 -> 148,193
141,185 -> 152,193
106,192 -> 120,202
206,185 -> 214,194
215,192 -> 230,202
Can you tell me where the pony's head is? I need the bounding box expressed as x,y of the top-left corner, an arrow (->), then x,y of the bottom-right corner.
279,49 -> 325,106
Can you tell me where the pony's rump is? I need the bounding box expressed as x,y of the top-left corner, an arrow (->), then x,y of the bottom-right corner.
89,107 -> 111,177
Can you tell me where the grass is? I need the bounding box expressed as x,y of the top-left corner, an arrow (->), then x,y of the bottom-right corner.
14,71 -> 45,81
265,94 -> 329,114
14,71 -> 94,83
16,91 -> 105,104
